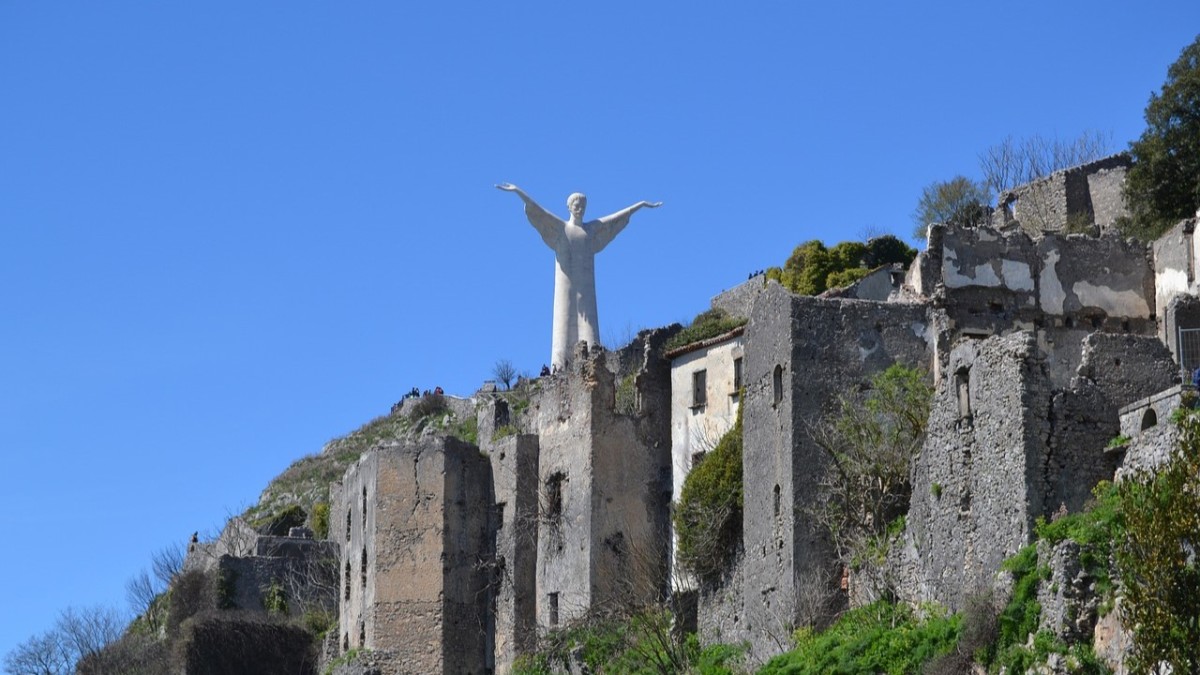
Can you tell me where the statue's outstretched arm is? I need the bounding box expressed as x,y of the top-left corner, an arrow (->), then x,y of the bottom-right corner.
497,183 -> 562,248
590,200 -> 662,254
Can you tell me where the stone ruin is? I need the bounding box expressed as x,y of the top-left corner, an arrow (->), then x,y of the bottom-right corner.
191,159 -> 1200,673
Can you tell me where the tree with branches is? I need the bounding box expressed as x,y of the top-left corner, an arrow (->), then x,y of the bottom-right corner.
807,364 -> 932,579
911,176 -> 992,239
492,358 -> 518,390
1123,34 -> 1200,240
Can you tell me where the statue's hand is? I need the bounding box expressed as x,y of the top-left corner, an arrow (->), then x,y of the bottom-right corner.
496,182 -> 519,192
643,201 -> 663,208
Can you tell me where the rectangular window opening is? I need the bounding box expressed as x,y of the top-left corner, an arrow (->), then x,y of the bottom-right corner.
548,592 -> 560,626
692,369 -> 707,408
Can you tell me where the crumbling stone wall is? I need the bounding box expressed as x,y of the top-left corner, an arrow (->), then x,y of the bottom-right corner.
918,224 -> 1156,387
710,275 -> 767,319
1087,163 -> 1131,234
696,551 -> 744,647
175,615 -> 318,675
329,437 -> 493,674
991,155 -> 1131,236
527,342 -> 672,629
907,333 -> 1051,610
821,264 -> 907,302
1047,333 -> 1177,511
606,325 -> 683,383
486,433 -> 540,674
738,283 -> 931,662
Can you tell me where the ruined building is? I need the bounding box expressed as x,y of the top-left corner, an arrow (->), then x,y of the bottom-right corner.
194,155 -> 1200,673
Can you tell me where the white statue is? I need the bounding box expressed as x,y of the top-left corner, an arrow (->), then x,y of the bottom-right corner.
496,183 -> 662,370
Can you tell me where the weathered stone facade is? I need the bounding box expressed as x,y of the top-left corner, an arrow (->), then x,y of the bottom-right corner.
469,332 -> 676,672
184,518 -> 340,621
991,154 -> 1131,236
287,173 -> 1200,671
907,333 -> 1052,610
488,433 -> 539,674
329,437 -> 493,674
738,284 -> 932,660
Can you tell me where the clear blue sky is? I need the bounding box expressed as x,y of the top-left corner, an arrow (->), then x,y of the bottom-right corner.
2,1 -> 1197,658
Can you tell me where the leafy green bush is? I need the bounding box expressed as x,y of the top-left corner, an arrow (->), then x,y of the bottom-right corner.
674,405 -> 743,583
664,309 -> 747,352
1115,413 -> 1200,673
309,502 -> 330,539
1034,481 -> 1122,601
262,581 -> 287,616
615,374 -> 637,415
759,601 -> 960,675
809,363 -> 932,568
987,545 -> 1047,669
512,610 -> 745,675
766,237 -> 917,295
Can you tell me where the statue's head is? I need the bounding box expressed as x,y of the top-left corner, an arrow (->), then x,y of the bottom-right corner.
567,193 -> 587,219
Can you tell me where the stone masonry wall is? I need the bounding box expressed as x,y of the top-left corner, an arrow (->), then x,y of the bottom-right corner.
1046,333 -> 1178,512
906,333 -> 1051,610
710,275 -> 767,320
330,438 -> 493,674
527,341 -> 673,632
992,155 -> 1131,235
739,282 -> 931,662
923,224 -> 1156,388
487,433 -> 540,674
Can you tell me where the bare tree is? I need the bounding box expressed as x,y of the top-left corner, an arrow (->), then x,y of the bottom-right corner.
151,543 -> 184,587
979,131 -> 1112,196
3,629 -> 71,675
47,605 -> 127,671
124,571 -> 159,621
492,359 -> 517,390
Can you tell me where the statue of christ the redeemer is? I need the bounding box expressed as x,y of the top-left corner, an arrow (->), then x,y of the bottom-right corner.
496,183 -> 662,370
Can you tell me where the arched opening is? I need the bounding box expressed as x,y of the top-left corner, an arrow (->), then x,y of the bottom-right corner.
773,365 -> 784,405
1141,408 -> 1158,431
773,484 -> 781,518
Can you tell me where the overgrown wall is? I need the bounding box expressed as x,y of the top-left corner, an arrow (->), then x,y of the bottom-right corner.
739,283 -> 931,662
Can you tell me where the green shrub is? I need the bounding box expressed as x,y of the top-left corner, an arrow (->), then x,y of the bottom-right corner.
309,502 -> 330,539
512,610 -> 745,675
615,374 -> 637,415
664,309 -> 747,352
674,405 -> 743,582
759,601 -> 960,675
216,568 -> 239,610
410,392 -> 448,419
1115,414 -> 1200,673
989,544 -> 1044,667
262,581 -> 287,616
302,609 -> 335,640
766,236 -> 916,295
1033,481 -> 1122,601
250,503 -> 307,536
826,266 -> 871,289
452,416 -> 479,445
